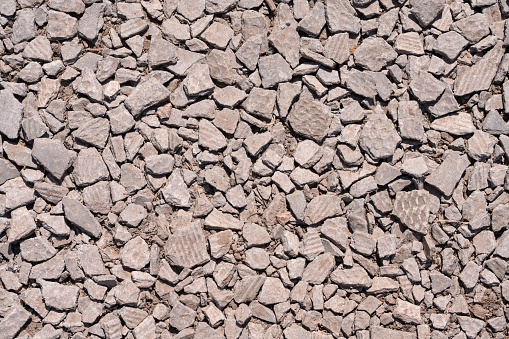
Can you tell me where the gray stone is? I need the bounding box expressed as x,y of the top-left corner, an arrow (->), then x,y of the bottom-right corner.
62,197 -> 102,238
392,190 -> 430,234
125,78 -> 170,117
354,37 -> 397,72
409,72 -> 445,103
0,305 -> 31,339
454,42 -> 504,96
183,63 -> 215,97
165,223 -> 210,268
451,13 -> 490,43
242,87 -> 277,121
201,21 -> 233,49
169,302 -> 196,331
425,151 -> 470,196
20,236 -> 56,263
430,113 -> 476,136
121,236 -> 150,270
330,266 -> 372,289
12,9 -> 35,44
78,3 -> 105,41
433,31 -> 469,61
258,53 -> 293,89
199,119 -> 228,151
73,148 -> 109,186
47,10 -> 78,40
297,2 -> 326,37
39,279 -> 80,311
0,91 -> 23,140
161,170 -> 191,207
148,37 -> 178,68
359,107 -> 401,161
409,0 -> 445,27
288,97 -> 331,142
393,299 -> 422,324
74,118 -> 110,149
76,68 -> 103,103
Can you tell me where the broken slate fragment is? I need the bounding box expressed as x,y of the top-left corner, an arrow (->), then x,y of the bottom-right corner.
425,151 -> 470,196
359,107 -> 401,161
287,97 -> 331,142
32,138 -> 74,180
392,190 -> 431,234
165,223 -> 210,268
124,78 -> 170,117
62,197 -> 102,238
0,90 -> 23,140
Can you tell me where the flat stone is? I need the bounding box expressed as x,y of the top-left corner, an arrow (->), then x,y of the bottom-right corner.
32,138 -> 73,180
121,236 -> 150,270
124,78 -> 170,117
304,195 -> 343,225
354,37 -> 397,72
288,97 -> 331,142
393,299 -> 422,324
258,53 -> 293,89
242,87 -> 277,121
330,266 -> 372,289
8,207 -> 36,244
23,36 -> 53,63
258,278 -> 289,305
454,42 -> 504,96
39,279 -> 80,311
165,223 -> 210,268
409,72 -> 446,103
198,119 -> 227,151
430,113 -> 476,136
78,3 -> 105,41
425,151 -> 470,196
73,147 -> 109,186
0,91 -> 23,140
47,10 -> 78,40
392,190 -> 431,234
359,107 -> 401,161
62,197 -> 102,238
0,306 -> 31,339
161,170 -> 191,207
20,236 -> 57,263
297,2 -> 326,37
201,21 -> 233,49
409,0 -> 445,27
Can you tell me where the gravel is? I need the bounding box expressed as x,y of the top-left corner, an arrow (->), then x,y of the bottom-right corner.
0,1 -> 508,338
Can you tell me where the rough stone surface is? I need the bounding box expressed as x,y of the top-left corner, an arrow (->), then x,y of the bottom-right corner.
0,2 -> 507,338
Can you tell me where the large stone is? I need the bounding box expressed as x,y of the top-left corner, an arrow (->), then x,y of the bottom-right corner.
425,151 -> 470,196
454,42 -> 504,96
39,279 -> 80,311
32,138 -> 74,180
258,53 -> 293,88
287,97 -> 331,142
124,78 -> 170,117
121,237 -> 150,270
359,107 -> 401,161
354,37 -> 397,72
0,91 -> 23,140
330,266 -> 372,289
392,190 -> 431,234
62,197 -> 102,238
165,223 -> 210,268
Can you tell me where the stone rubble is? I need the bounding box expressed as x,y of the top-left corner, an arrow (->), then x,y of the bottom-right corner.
0,0 -> 507,338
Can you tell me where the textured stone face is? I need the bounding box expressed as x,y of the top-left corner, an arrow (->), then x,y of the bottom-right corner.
392,190 -> 431,234
287,97 -> 331,142
5,1 -> 509,337
359,109 -> 401,161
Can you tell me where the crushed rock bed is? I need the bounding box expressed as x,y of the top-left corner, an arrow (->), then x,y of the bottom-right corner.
0,0 -> 508,338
